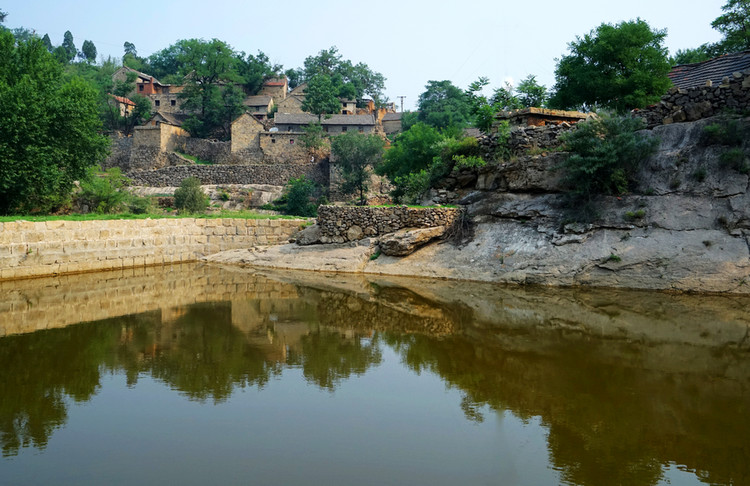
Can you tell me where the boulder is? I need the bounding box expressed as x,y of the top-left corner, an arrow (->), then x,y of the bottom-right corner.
380,226 -> 447,257
293,224 -> 322,246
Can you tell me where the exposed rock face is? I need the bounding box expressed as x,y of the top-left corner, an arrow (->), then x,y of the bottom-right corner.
379,226 -> 447,256
207,116 -> 750,294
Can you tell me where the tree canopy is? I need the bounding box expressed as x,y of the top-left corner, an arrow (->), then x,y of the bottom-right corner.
549,19 -> 672,112
712,0 -> 750,53
0,30 -> 108,214
417,80 -> 472,130
301,74 -> 341,120
331,132 -> 385,204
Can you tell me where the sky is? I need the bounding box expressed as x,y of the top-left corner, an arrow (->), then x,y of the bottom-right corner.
2,0 -> 726,110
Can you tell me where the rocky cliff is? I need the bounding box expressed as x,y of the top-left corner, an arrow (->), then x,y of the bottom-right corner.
208,116 -> 750,294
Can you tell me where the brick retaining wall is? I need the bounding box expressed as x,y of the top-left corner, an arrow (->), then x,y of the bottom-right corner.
0,218 -> 308,280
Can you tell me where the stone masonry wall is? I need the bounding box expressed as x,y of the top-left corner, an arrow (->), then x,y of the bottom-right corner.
182,138 -> 231,164
317,205 -> 461,242
0,218 -> 308,281
127,163 -> 329,187
638,69 -> 750,128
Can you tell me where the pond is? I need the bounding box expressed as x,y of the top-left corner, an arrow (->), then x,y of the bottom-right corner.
1,263 -> 749,485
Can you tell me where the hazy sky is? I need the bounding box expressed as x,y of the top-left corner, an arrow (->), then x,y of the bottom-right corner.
3,0 -> 725,110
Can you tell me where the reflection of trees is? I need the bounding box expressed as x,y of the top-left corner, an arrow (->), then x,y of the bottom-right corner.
0,314 -> 156,457
286,328 -> 382,390
383,331 -> 750,486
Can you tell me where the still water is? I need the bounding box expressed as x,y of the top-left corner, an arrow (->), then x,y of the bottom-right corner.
0,263 -> 749,485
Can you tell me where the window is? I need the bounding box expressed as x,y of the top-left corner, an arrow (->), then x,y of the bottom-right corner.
155,100 -> 160,107
324,126 -> 329,133
288,127 -> 293,132
290,139 -> 294,145
271,138 -> 276,143
342,126 -> 347,132
358,126 -> 364,133
171,99 -> 176,106
138,85 -> 144,91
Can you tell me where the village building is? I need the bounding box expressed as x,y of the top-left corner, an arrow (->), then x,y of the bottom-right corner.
496,107 -> 589,127
274,113 -> 377,135
109,94 -> 135,117
382,112 -> 403,135
668,50 -> 750,89
259,77 -> 289,102
243,95 -> 274,120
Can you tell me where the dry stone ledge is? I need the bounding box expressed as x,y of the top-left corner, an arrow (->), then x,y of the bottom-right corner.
317,205 -> 462,243
379,226 -> 448,256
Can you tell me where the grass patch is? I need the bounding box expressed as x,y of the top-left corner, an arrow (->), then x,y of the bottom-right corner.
0,210 -> 309,223
175,151 -> 213,165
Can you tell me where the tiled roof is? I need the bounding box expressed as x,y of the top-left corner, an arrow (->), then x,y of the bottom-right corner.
382,112 -> 402,121
263,77 -> 287,87
152,111 -> 189,127
275,113 -> 376,126
109,94 -> 135,106
495,107 -> 588,120
668,50 -> 750,89
244,95 -> 273,107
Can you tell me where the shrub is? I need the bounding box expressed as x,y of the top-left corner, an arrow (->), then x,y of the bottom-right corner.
76,165 -> 131,214
560,114 -> 659,201
393,170 -> 430,204
452,154 -> 487,171
700,119 -> 744,146
283,176 -> 319,217
173,177 -> 208,214
719,148 -> 750,173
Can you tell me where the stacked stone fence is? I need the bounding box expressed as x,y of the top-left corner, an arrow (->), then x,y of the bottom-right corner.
127,163 -> 329,187
317,205 -> 461,242
478,123 -> 574,158
181,138 -> 231,164
0,218 -> 308,281
638,69 -> 750,128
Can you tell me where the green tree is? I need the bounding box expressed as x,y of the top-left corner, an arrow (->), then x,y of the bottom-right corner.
491,82 -> 523,110
549,19 -> 672,112
669,46 -> 713,65
417,80 -> 472,130
0,9 -> 6,24
236,50 -> 281,95
41,33 -> 52,52
331,132 -> 385,204
283,176 -> 319,217
712,0 -> 750,53
0,31 -> 109,214
301,74 -> 341,121
173,177 -> 208,213
61,30 -> 76,63
516,75 -> 548,108
378,122 -> 443,182
301,122 -> 329,160
80,40 -> 96,63
299,46 -> 386,104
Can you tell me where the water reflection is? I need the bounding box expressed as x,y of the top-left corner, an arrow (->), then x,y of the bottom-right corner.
1,263 -> 749,485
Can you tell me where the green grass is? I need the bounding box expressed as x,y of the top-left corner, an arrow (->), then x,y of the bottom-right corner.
0,210 -> 310,223
174,151 -> 213,165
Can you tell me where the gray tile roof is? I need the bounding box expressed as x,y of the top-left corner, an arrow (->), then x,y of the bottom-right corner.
382,112 -> 402,121
243,95 -> 273,107
669,50 -> 750,89
275,113 -> 375,126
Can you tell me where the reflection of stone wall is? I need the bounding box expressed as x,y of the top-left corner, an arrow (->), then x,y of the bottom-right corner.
0,264 -> 304,337
317,205 -> 461,241
127,163 -> 328,187
0,218 -> 308,281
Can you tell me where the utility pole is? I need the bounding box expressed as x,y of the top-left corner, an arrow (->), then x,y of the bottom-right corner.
397,96 -> 406,113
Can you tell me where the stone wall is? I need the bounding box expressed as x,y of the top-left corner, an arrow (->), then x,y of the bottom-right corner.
182,138 -> 231,164
0,218 -> 308,281
638,69 -> 750,128
317,205 -> 461,242
127,163 -> 328,187
103,136 -> 133,170
259,132 -> 309,164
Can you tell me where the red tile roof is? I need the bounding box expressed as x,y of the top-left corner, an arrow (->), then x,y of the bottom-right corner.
109,94 -> 136,106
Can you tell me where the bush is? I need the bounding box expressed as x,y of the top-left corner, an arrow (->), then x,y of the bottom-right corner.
700,119 -> 744,146
283,176 -> 319,217
393,170 -> 430,204
719,147 -> 750,173
76,165 -> 131,214
560,114 -> 659,201
173,177 -> 208,214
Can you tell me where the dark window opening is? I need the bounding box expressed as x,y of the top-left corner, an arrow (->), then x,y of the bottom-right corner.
154,100 -> 160,107
290,139 -> 294,145
342,126 -> 347,132
138,85 -> 144,91
358,126 -> 363,133
170,99 -> 176,106
271,138 -> 276,143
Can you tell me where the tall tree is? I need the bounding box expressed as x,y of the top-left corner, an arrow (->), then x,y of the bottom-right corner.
301,74 -> 341,121
235,50 -> 281,95
0,30 -> 109,214
41,33 -> 52,52
712,0 -> 750,53
61,30 -> 76,63
417,80 -> 472,130
516,75 -> 548,108
299,46 -> 386,104
331,132 -> 385,205
81,40 -> 96,63
549,19 -> 671,112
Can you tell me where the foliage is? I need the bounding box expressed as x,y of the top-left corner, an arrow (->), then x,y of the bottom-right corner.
669,46 -> 712,66
392,170 -> 430,204
0,31 -> 109,214
560,114 -> 659,204
491,82 -> 523,110
298,46 -> 386,103
516,75 -> 548,108
61,30 -> 76,63
301,74 -> 341,120
80,40 -> 96,63
378,122 -> 443,182
173,177 -> 208,214
331,132 -> 385,204
712,0 -> 750,54
549,19 -> 672,112
235,50 -> 281,95
452,154 -> 486,171
417,80 -> 472,130
282,176 -> 320,217
719,148 -> 750,173
700,119 -> 744,146
76,166 -> 131,213
301,122 -> 330,159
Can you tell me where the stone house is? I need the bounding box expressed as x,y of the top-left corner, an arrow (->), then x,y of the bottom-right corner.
244,95 -> 274,120
109,94 -> 135,117
341,99 -> 356,115
231,113 -> 266,155
259,77 -> 289,103
668,50 -> 750,89
276,95 -> 305,114
382,112 -> 402,134
496,107 -> 589,127
274,113 -> 376,135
